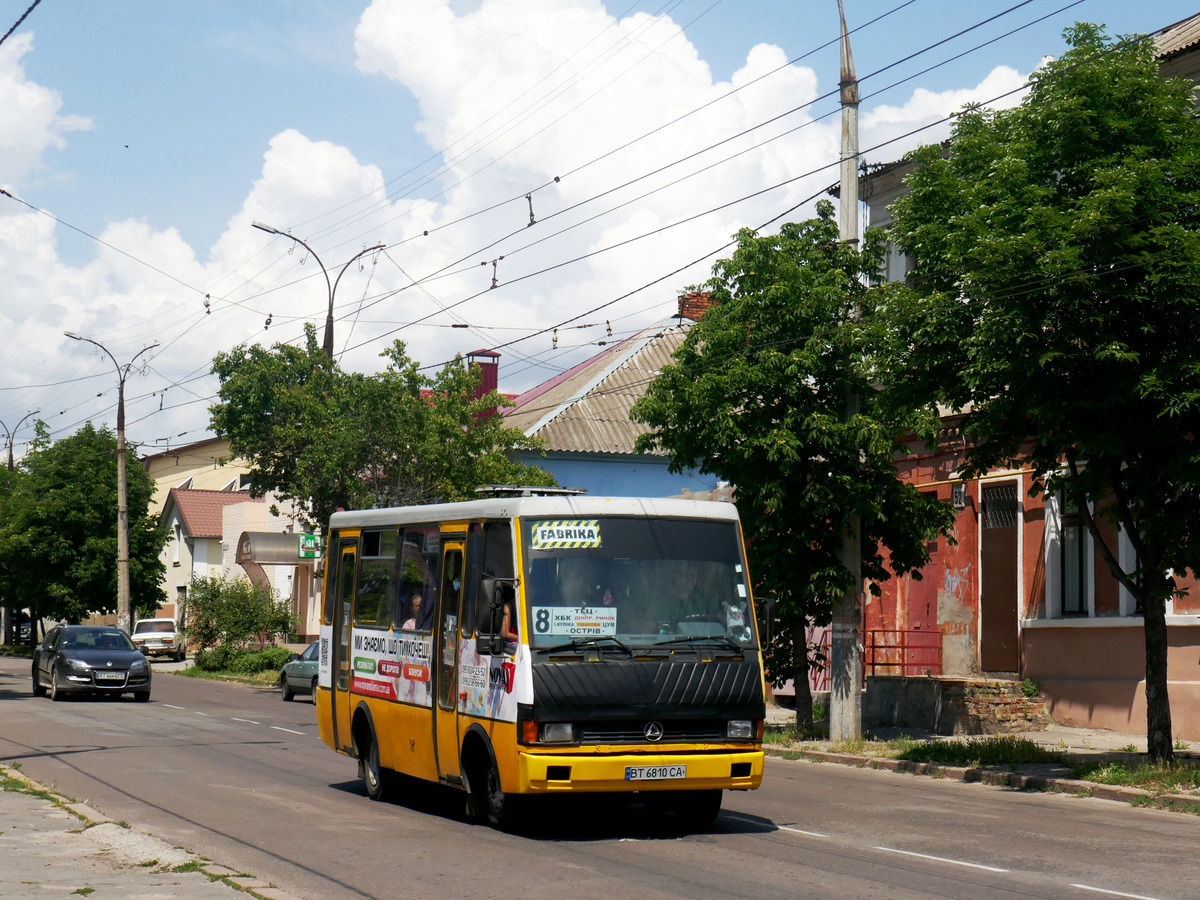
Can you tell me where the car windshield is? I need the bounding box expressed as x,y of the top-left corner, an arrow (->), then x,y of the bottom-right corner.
63,630 -> 134,651
521,516 -> 756,650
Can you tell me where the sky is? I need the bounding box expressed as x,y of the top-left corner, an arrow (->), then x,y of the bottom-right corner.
1,0 -> 1197,461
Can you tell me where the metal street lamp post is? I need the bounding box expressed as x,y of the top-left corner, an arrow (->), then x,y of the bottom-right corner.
251,222 -> 385,359
0,409 -> 39,472
64,332 -> 159,634
0,409 -> 39,643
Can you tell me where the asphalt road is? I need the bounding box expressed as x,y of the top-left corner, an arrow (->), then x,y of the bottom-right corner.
2,656 -> 1198,900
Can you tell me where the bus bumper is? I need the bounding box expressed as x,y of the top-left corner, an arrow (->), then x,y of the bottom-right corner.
517,749 -> 763,794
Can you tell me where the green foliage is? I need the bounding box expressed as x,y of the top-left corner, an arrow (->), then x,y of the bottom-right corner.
887,23 -> 1200,761
898,736 -> 1066,767
183,574 -> 294,651
631,200 -> 955,697
1072,760 -> 1200,795
209,325 -> 554,532
0,422 -> 167,627
194,644 -> 293,674
1020,678 -> 1041,698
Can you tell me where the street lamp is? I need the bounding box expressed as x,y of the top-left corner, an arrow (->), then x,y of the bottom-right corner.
251,222 -> 385,359
63,332 -> 159,634
0,409 -> 39,472
0,408 -> 38,644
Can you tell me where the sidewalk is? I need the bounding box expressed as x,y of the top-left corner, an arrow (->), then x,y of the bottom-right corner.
0,763 -> 302,900
765,702 -> 1200,811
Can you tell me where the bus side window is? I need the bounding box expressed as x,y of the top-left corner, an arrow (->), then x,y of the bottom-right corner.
396,526 -> 437,631
475,521 -> 516,653
354,529 -> 397,629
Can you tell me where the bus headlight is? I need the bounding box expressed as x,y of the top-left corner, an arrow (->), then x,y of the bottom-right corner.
541,723 -> 575,743
726,720 -> 753,739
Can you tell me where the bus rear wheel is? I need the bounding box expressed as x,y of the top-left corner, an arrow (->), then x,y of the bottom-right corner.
360,728 -> 392,802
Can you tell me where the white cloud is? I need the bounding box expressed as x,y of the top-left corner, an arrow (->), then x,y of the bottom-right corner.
0,32 -> 92,187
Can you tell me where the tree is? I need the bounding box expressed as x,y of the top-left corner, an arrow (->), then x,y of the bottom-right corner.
183,573 -> 295,652
631,201 -> 955,730
0,423 -> 167,633
887,24 -> 1200,761
209,324 -> 555,532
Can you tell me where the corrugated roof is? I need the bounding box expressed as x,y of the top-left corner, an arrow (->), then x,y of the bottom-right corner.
167,488 -> 263,539
1157,14 -> 1200,60
504,320 -> 688,454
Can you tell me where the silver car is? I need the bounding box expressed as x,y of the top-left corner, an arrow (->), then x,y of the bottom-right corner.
32,625 -> 152,702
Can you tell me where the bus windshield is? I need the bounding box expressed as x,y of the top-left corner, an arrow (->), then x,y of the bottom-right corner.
521,516 -> 755,649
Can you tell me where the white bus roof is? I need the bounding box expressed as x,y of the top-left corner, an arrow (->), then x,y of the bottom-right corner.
328,495 -> 740,530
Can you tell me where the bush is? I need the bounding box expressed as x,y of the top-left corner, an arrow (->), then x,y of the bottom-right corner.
1020,678 -> 1041,698
193,646 -> 230,672
228,646 -> 293,675
184,574 -> 296,652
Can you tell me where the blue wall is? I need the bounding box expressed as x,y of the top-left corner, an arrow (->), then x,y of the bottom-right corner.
514,451 -> 719,498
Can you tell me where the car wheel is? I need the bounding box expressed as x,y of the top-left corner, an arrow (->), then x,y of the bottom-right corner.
361,728 -> 393,802
280,672 -> 294,702
310,676 -> 318,698
175,649 -> 185,662
49,665 -> 63,702
31,660 -> 45,697
132,690 -> 151,702
479,752 -> 524,830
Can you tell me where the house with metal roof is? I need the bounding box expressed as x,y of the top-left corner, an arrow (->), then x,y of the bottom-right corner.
502,294 -> 727,498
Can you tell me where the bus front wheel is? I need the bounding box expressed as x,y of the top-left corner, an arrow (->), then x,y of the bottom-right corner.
480,756 -> 523,830
671,789 -> 722,827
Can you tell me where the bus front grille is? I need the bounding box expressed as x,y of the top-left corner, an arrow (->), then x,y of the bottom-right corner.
579,720 -> 726,743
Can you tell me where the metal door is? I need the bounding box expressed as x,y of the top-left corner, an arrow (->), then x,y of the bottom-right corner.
434,540 -> 465,780
331,541 -> 358,752
980,483 -> 1019,672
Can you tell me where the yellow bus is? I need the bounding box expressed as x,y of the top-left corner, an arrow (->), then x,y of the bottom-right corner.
315,491 -> 766,829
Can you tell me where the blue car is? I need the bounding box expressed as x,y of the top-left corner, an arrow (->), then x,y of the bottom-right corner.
32,625 -> 152,702
280,641 -> 319,701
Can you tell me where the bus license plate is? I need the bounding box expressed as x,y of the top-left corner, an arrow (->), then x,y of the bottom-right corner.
625,765 -> 686,781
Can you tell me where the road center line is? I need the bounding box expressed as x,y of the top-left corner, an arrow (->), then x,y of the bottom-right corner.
1070,885 -> 1165,900
162,704 -> 187,710
873,846 -> 1008,873
230,717 -> 260,725
271,726 -> 304,735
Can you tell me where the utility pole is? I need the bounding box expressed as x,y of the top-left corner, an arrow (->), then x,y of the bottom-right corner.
0,409 -> 38,644
64,333 -> 158,634
830,0 -> 863,742
251,222 -> 384,360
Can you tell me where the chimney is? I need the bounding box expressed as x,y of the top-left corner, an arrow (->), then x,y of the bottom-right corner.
467,349 -> 501,420
678,290 -> 715,322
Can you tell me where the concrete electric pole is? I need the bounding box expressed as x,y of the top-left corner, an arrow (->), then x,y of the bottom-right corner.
64,333 -> 158,634
830,0 -> 864,742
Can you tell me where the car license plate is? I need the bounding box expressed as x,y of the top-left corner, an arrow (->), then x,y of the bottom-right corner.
625,765 -> 686,781
94,671 -> 124,681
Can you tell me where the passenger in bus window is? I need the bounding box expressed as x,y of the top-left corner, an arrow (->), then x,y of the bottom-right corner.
401,593 -> 422,631
558,560 -> 612,609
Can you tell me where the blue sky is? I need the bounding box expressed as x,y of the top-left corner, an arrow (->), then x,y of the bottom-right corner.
1,0 -> 1196,456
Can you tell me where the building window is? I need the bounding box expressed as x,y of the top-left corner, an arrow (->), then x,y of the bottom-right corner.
1060,492 -> 1086,615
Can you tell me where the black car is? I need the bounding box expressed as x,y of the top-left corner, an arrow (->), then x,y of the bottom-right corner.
32,625 -> 152,702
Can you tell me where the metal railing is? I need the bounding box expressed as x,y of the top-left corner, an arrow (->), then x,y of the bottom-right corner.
863,628 -> 942,678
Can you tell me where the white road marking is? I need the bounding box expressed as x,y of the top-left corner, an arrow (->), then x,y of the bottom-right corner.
230,717 -> 260,725
271,726 -> 304,735
1070,885 -> 1165,900
874,846 -> 1008,873
163,704 -> 187,710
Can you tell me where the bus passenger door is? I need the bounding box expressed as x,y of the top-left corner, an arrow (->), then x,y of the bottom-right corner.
331,541 -> 357,753
434,540 -> 464,780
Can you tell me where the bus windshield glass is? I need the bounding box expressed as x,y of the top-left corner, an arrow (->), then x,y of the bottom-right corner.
521,516 -> 755,649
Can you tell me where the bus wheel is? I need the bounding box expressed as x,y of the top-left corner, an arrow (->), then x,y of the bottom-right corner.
361,729 -> 391,802
672,789 -> 722,827
481,756 -> 523,830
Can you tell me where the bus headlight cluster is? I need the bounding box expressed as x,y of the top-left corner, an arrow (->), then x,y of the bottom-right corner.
540,723 -> 575,743
726,720 -> 753,739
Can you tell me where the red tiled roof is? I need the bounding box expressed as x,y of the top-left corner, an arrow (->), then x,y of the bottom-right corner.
167,488 -> 263,539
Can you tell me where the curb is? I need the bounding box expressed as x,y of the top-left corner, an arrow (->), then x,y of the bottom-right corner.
764,745 -> 1200,813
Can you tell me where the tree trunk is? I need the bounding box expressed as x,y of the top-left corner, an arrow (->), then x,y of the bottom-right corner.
1141,590 -> 1174,763
792,618 -> 814,733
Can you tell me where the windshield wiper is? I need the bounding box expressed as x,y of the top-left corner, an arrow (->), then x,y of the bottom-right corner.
540,635 -> 632,655
655,634 -> 744,652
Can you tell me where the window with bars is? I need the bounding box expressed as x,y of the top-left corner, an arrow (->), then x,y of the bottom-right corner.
982,483 -> 1018,528
1059,492 -> 1086,615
